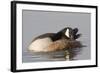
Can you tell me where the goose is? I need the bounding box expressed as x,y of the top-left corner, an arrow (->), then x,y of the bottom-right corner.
28,27 -> 82,52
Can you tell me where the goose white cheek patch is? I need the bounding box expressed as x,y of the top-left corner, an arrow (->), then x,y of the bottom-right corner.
65,29 -> 70,38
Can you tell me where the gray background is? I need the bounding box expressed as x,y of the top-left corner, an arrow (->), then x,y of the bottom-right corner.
22,10 -> 91,62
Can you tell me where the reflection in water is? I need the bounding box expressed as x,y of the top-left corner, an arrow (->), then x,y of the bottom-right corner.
22,48 -> 82,63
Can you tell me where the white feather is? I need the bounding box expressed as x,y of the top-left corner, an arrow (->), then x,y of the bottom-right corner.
65,29 -> 70,37
28,38 -> 53,52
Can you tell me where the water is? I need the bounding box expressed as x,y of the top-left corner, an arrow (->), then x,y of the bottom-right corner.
22,50 -> 70,63
22,47 -> 82,63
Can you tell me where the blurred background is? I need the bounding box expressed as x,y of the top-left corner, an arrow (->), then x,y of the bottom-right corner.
22,10 -> 91,62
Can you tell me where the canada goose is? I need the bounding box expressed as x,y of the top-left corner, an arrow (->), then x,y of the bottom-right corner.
28,27 -> 82,52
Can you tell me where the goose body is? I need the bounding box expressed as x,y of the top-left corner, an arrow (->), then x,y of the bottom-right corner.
28,27 -> 82,52
28,37 -> 53,52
